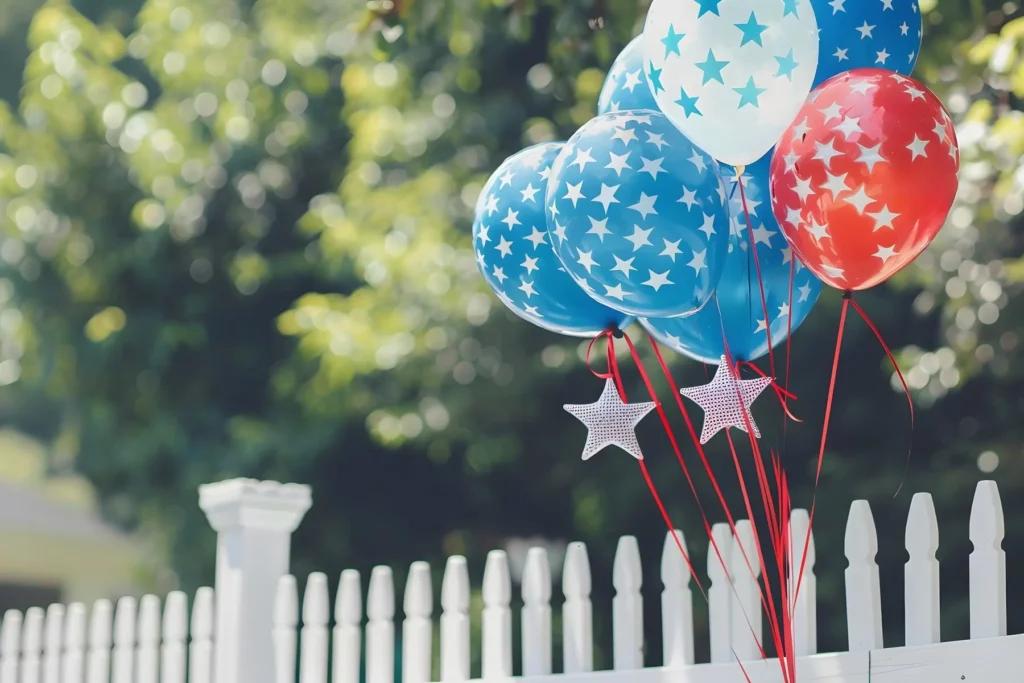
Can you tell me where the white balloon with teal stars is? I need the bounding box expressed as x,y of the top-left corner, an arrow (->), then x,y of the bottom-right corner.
545,111 -> 730,319
642,0 -> 819,167
473,143 -> 633,338
598,36 -> 659,115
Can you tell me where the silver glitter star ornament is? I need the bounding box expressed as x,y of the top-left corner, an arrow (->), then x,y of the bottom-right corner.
564,380 -> 658,460
680,356 -> 774,444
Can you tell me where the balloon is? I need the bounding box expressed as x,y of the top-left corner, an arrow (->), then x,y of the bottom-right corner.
642,0 -> 819,167
768,69 -> 959,291
811,0 -> 922,88
598,37 -> 660,115
642,154 -> 822,364
473,143 -> 633,337
545,111 -> 731,319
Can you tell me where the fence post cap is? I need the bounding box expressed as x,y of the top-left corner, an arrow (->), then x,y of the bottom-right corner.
199,478 -> 312,532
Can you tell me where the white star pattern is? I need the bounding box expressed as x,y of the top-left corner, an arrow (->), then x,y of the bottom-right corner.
770,70 -> 959,291
473,142 -> 626,335
643,161 -> 822,365
548,111 -> 730,317
814,0 -> 922,86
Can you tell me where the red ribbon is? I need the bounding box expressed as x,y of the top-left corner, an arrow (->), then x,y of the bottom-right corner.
783,258 -> 797,439
736,360 -> 802,424
848,297 -> 915,497
738,175 -> 778,382
792,295 -> 849,609
586,330 -> 709,600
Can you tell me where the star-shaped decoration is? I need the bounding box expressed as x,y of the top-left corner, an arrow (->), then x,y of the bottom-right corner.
733,77 -> 766,109
564,381 -> 657,461
675,87 -> 702,118
734,12 -> 768,47
696,49 -> 730,85
679,358 -> 774,444
661,25 -> 685,58
775,49 -> 798,81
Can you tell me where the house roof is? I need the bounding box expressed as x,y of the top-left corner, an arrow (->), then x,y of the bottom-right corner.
0,479 -> 132,545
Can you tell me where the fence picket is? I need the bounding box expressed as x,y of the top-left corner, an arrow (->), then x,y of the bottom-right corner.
562,542 -> 593,675
788,509 -> 817,656
482,551 -> 512,680
1,611 -> 21,683
845,500 -> 883,651
905,493 -> 940,646
20,606 -> 44,683
521,548 -> 552,676
402,562 -> 433,683
85,600 -> 112,683
61,604 -> 86,683
366,567 -> 396,683
440,556 -> 471,682
969,480 -> 1006,638
300,573 -> 329,683
160,592 -> 187,683
612,536 -> 643,670
708,523 -> 733,664
660,530 -> 694,668
137,595 -> 161,683
273,576 -> 298,683
188,588 -> 214,683
332,570 -> 362,683
42,605 -> 63,683
111,597 -> 137,683
730,521 -> 761,660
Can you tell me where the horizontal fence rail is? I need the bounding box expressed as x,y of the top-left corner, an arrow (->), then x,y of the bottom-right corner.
271,481 -> 1023,683
0,588 -> 214,683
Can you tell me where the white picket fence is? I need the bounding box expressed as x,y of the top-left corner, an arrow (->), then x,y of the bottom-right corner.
0,589 -> 214,683
0,478 -> 1022,682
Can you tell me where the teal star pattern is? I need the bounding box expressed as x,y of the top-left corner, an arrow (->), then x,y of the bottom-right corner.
661,25 -> 685,58
734,12 -> 768,48
694,0 -> 722,18
641,0 -> 819,166
775,49 -> 798,81
695,49 -> 730,85
648,63 -> 664,94
733,77 -> 766,108
675,87 -> 702,117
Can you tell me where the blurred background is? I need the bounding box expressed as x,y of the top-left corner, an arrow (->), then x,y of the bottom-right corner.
0,0 -> 1022,672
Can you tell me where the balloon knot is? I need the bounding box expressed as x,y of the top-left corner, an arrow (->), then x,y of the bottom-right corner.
842,290 -> 853,300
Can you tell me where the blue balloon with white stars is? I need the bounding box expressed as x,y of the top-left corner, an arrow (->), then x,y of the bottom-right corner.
545,111 -> 730,319
598,37 -> 659,115
811,0 -> 922,88
473,143 -> 633,338
641,153 -> 823,364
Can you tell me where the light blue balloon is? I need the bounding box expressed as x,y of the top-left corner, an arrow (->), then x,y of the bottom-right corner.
473,143 -> 633,338
598,37 -> 659,115
641,153 -> 822,364
811,0 -> 922,88
546,111 -> 730,319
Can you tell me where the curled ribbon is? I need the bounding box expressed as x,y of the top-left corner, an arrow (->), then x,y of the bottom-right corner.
736,360 -> 803,424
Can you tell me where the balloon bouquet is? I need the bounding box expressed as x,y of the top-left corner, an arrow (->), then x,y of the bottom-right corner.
472,1 -> 956,680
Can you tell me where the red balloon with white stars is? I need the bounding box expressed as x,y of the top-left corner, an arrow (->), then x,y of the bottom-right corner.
768,68 -> 960,292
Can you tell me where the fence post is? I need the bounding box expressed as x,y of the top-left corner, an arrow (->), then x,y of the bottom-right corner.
199,479 -> 313,683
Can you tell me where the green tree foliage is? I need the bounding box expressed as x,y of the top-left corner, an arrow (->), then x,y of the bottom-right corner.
1,0 -> 1023,666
